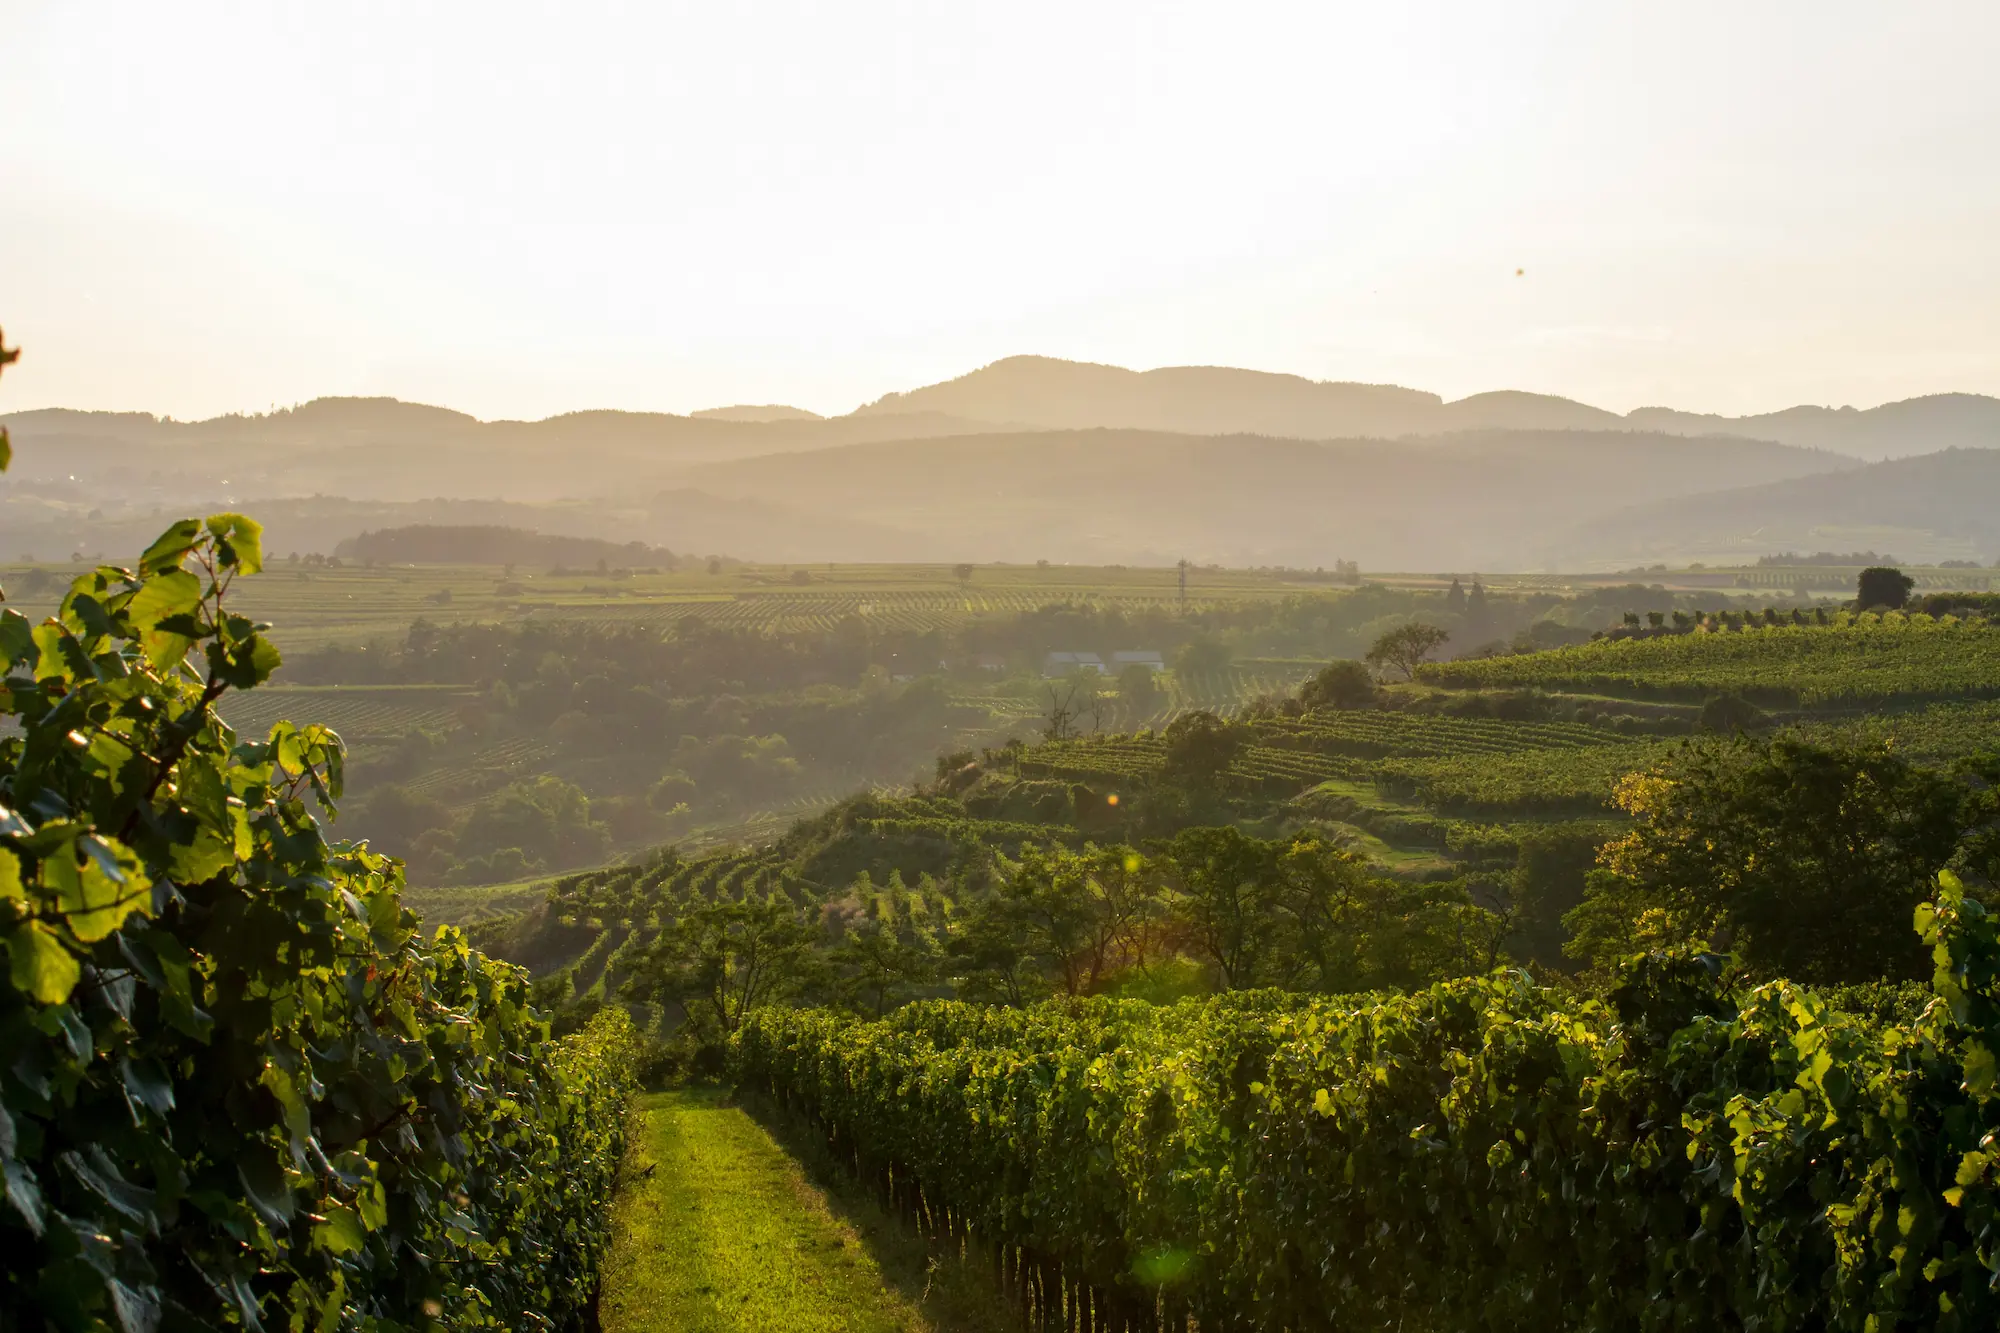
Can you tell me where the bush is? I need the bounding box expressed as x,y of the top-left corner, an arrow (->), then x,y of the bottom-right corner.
1298,659 -> 1375,710
0,518 -> 638,1330
1696,692 -> 1769,733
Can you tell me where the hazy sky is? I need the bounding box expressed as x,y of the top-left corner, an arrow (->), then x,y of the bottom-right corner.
3,1 -> 1996,421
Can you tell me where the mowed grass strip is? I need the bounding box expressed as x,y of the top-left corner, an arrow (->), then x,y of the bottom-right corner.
600,1088 -> 990,1333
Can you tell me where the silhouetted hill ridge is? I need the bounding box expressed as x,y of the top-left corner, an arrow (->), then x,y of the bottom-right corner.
1558,446 -> 2000,566
848,356 -> 1999,458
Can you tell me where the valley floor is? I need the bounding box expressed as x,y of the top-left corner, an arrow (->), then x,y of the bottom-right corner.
598,1088 -> 1015,1333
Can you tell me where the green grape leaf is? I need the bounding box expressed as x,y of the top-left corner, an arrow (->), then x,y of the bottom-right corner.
206,633 -> 282,690
47,837 -> 152,942
313,1201 -> 365,1255
1963,1041 -> 1997,1101
0,609 -> 34,668
126,569 -> 204,670
3,1159 -> 45,1237
204,512 -> 265,575
8,920 -> 81,1003
138,519 -> 204,576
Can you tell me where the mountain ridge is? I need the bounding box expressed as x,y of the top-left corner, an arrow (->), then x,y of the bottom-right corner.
850,355 -> 1999,459
10,356 -> 1995,461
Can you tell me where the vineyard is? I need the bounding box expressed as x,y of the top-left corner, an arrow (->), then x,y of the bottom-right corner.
1021,710 -> 1658,817
735,877 -> 2000,1331
215,682 -> 479,737
1419,614 -> 2000,705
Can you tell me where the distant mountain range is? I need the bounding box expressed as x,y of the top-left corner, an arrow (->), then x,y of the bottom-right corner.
3,355 -> 1996,569
855,356 -> 2000,461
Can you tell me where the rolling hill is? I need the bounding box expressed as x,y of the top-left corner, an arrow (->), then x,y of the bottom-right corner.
680,427 -> 1849,569
854,356 -> 2000,459
1557,447 -> 2000,567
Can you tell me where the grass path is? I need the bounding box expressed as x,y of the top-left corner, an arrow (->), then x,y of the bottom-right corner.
598,1088 -> 1013,1333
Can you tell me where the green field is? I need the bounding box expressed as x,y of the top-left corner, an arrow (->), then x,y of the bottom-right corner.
6,559 -> 1328,650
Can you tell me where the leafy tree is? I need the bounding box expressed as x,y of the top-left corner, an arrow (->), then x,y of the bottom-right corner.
947,894 -> 1045,1005
1117,661 -> 1160,710
1162,709 -> 1240,784
1565,737 -> 1964,982
953,562 -> 975,583
830,914 -> 936,1016
1365,621 -> 1449,679
628,897 -> 820,1035
1266,834 -> 1376,989
350,781 -> 454,854
648,770 -> 697,810
1507,822 -> 1610,969
1163,825 -> 1280,988
1465,577 -> 1489,622
456,774 -> 611,875
0,325 -> 15,466
993,844 -> 1162,994
1173,634 -> 1233,677
1298,658 -> 1376,710
1445,577 -> 1467,613
1857,565 -> 1914,610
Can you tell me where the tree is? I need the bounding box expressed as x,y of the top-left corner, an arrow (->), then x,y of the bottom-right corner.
1564,737 -> 1964,983
947,894 -> 1045,1005
1043,676 -> 1096,740
1445,578 -> 1467,613
1173,634 -> 1233,677
0,325 -> 16,465
627,897 -> 820,1035
455,774 -> 611,873
1163,826 -> 1281,988
1117,662 -> 1160,711
993,844 -> 1162,995
1507,823 -> 1610,969
1163,709 -> 1240,783
1365,621 -> 1450,679
953,562 -> 975,584
1298,659 -> 1376,711
351,782 -> 454,855
1857,565 -> 1914,610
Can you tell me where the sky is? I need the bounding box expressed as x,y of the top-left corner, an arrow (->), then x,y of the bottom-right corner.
2,0 -> 1996,422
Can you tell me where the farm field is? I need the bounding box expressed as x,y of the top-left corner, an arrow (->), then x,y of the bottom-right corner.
8,555 -> 1994,652
0,559 -> 1333,650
